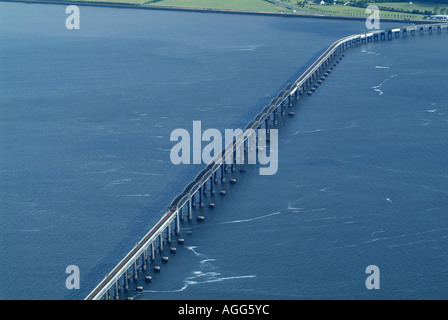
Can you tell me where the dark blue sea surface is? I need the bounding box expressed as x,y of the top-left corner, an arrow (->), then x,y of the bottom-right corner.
0,2 -> 447,300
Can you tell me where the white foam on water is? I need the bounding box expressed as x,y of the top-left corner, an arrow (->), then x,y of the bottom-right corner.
370,229 -> 385,236
108,178 -> 132,186
120,171 -> 163,176
139,247 -> 255,296
290,128 -> 322,135
200,259 -> 216,264
319,186 -> 334,193
185,246 -> 203,257
424,206 -> 448,213
222,211 -> 281,224
371,74 -> 398,96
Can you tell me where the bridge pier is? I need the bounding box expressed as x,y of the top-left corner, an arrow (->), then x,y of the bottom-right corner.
151,242 -> 155,260
159,233 -> 163,252
167,225 -> 172,243
209,176 -> 215,195
142,251 -> 147,271
188,198 -> 193,221
124,270 -> 129,292
114,281 -> 119,300
221,164 -> 225,183
176,210 -> 180,235
387,30 -> 392,39
199,186 -> 204,207
133,260 -> 138,281
232,140 -> 237,171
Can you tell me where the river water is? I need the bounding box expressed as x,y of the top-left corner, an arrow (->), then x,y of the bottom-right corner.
0,2 -> 447,300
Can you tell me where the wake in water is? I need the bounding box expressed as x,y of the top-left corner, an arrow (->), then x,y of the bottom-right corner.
221,211 -> 281,224
288,122 -> 358,136
137,246 -> 256,295
371,74 -> 398,96
183,211 -> 284,232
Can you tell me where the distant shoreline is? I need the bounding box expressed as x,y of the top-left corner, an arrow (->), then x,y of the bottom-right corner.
0,0 -> 434,24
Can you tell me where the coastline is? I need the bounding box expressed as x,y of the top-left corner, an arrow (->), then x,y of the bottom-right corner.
0,0 -> 435,24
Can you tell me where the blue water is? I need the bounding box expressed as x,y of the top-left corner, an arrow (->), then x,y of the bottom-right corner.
0,3 -> 447,300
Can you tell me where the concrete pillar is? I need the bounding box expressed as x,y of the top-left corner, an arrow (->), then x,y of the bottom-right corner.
221,164 -> 225,183
133,260 -> 138,281
210,176 -> 214,195
124,270 -> 129,292
199,187 -> 203,207
232,144 -> 236,172
151,242 -> 155,260
115,280 -> 119,300
167,224 -> 172,243
142,251 -> 147,271
159,233 -> 163,252
176,210 -> 180,235
188,198 -> 193,221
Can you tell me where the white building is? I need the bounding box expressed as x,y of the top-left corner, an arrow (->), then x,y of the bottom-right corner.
429,15 -> 448,21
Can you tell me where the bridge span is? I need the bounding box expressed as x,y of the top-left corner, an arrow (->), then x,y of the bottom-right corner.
85,23 -> 448,300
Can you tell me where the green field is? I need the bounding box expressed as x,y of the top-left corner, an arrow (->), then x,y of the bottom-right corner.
299,3 -> 423,19
372,2 -> 448,12
282,0 -> 448,19
14,0 -> 448,19
143,0 -> 287,12
61,0 -> 289,12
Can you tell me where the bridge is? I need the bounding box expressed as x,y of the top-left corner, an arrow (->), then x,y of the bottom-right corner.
85,23 -> 448,300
